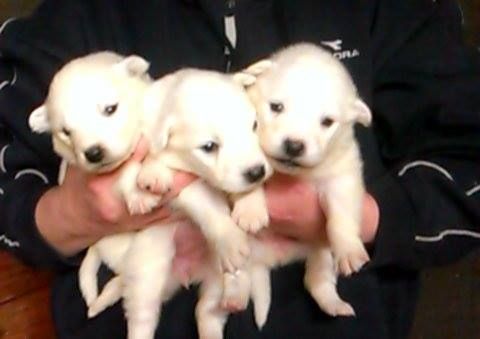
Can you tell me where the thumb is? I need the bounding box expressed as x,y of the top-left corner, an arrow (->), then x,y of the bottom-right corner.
130,136 -> 150,163
361,194 -> 379,243
159,171 -> 198,203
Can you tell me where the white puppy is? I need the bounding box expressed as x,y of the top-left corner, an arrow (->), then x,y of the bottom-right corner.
29,51 -> 162,213
135,43 -> 373,334
224,43 -> 373,321
29,54 -> 271,339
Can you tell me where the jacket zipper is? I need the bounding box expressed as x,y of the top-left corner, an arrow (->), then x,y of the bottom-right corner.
224,0 -> 237,72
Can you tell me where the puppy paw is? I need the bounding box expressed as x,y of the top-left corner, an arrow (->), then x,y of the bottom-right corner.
309,282 -> 355,317
221,294 -> 249,313
137,163 -> 174,195
81,291 -> 96,309
321,298 -> 355,317
221,271 -> 250,312
232,199 -> 269,234
333,239 -> 370,276
87,303 -> 103,318
215,225 -> 250,273
125,189 -> 161,215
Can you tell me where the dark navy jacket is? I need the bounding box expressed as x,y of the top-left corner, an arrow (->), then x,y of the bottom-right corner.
0,1 -> 479,338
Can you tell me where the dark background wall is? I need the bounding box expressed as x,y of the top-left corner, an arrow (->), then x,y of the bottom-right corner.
0,1 -> 479,338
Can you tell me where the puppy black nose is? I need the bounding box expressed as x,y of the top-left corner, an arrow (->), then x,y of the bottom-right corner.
84,145 -> 105,163
243,165 -> 266,183
283,138 -> 305,158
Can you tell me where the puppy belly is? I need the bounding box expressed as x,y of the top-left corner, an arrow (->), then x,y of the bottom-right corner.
171,222 -> 211,286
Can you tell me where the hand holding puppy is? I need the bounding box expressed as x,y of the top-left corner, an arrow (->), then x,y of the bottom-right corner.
171,174 -> 379,279
35,137 -> 196,256
265,173 -> 379,243
36,132 -> 377,261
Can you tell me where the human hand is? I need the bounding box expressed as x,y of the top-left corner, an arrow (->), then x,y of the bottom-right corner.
264,173 -> 379,243
170,173 -> 379,284
35,137 -> 196,256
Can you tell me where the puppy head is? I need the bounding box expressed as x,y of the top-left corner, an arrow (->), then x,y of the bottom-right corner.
29,52 -> 151,173
241,43 -> 371,175
153,69 -> 272,193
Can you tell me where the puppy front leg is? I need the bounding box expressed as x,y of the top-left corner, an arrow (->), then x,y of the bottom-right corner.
122,223 -> 177,339
231,187 -> 269,234
320,172 -> 370,276
172,181 -> 250,273
117,161 -> 161,215
304,245 -> 355,316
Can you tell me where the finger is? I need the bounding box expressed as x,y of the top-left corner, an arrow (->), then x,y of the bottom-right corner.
84,173 -> 126,223
84,138 -> 150,212
112,136 -> 149,174
161,171 -> 198,202
87,166 -> 120,188
360,193 -> 379,243
95,136 -> 148,183
64,164 -> 91,185
130,135 -> 150,162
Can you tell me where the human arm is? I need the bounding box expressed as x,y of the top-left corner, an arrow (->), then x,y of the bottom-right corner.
264,173 -> 379,243
0,0 -> 154,268
263,0 -> 480,270
367,0 -> 480,269
0,0 -> 93,268
35,139 -> 196,257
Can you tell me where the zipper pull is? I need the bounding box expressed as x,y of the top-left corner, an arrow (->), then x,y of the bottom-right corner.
226,0 -> 236,16
224,0 -> 237,72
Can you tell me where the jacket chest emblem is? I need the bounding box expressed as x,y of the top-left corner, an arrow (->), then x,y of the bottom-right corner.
320,39 -> 360,60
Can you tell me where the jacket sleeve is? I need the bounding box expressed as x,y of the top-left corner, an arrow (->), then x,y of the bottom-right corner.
0,0 -> 94,269
368,0 -> 480,270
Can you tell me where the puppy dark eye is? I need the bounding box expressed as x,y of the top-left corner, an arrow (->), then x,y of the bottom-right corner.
253,121 -> 258,131
321,117 -> 334,127
61,128 -> 71,136
104,104 -> 118,116
200,141 -> 219,153
269,102 -> 284,114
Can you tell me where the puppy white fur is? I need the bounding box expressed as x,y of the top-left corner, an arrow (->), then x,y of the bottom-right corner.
230,43 -> 373,320
29,52 -> 163,215
156,43 -> 373,332
29,54 -> 271,339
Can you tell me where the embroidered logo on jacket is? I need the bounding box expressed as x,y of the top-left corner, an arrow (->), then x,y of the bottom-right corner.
321,39 -> 360,60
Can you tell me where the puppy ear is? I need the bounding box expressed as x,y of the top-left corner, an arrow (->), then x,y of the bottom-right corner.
232,72 -> 257,87
233,59 -> 274,87
144,73 -> 176,120
157,116 -> 174,150
351,99 -> 372,127
144,74 -> 177,153
115,55 -> 150,77
148,115 -> 174,154
242,59 -> 274,76
29,105 -> 51,133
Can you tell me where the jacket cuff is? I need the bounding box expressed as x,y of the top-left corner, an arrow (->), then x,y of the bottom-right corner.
367,172 -> 417,270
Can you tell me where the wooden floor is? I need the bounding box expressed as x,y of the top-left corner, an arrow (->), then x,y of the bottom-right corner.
0,252 -> 55,339
410,253 -> 480,339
